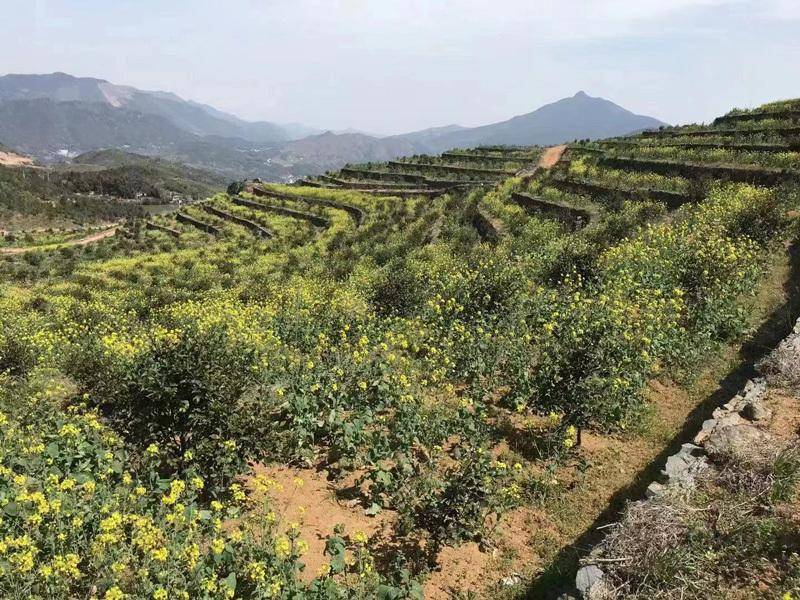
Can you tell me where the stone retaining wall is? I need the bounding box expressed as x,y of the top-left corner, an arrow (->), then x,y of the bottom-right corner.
571,317 -> 800,599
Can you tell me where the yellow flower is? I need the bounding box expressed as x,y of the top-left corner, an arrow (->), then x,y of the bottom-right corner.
211,537 -> 225,555
274,536 -> 291,559
105,586 -> 125,600
12,549 -> 35,573
246,561 -> 267,582
162,479 -> 186,505
563,425 -> 578,450
59,423 -> 80,437
184,543 -> 200,569
52,553 -> 81,578
153,589 -> 167,600
151,547 -> 168,562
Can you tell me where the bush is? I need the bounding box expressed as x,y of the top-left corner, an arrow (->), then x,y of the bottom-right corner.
0,376 -> 421,599
80,315 -> 266,492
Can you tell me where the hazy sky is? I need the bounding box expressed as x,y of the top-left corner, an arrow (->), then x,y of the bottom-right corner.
3,0 -> 799,134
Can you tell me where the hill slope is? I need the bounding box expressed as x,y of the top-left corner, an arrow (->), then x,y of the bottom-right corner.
67,148 -> 227,199
274,131 -> 418,174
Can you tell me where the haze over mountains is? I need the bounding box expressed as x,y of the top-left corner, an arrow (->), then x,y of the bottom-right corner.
0,73 -> 667,181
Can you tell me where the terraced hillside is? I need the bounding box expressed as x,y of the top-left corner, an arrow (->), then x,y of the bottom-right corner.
0,100 -> 799,600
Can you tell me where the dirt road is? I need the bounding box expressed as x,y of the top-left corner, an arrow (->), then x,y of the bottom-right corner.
537,144 -> 568,169
517,144 -> 568,178
0,227 -> 118,255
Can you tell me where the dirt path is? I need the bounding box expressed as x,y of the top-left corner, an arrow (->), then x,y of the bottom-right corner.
517,144 -> 567,179
0,227 -> 118,255
537,144 -> 568,169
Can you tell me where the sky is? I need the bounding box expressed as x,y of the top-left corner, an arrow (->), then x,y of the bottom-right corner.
2,0 -> 799,135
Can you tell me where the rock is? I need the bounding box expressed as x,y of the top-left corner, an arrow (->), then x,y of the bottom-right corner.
646,481 -> 665,498
716,412 -> 744,429
705,424 -> 777,469
694,418 -> 718,444
662,443 -> 707,487
742,399 -> 772,422
500,574 -> 522,587
575,565 -> 604,597
723,394 -> 746,412
741,378 -> 767,404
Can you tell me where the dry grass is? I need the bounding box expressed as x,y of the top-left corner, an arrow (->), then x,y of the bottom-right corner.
758,332 -> 800,395
597,446 -> 800,599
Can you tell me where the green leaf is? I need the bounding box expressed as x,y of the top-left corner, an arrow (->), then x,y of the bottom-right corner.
45,441 -> 60,458
377,584 -> 402,600
365,502 -> 382,516
221,572 -> 236,592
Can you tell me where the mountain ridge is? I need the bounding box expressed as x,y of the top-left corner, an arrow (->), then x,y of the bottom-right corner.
0,72 -> 668,180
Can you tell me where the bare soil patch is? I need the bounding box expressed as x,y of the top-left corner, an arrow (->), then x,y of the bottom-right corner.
248,464 -> 395,580
538,145 -> 568,169
0,149 -> 33,167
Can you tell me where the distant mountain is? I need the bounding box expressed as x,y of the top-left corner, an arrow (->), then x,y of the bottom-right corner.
393,124 -> 468,146
0,72 -> 290,144
0,74 -> 667,181
0,73 -> 306,180
278,93 -> 666,171
279,122 -> 324,140
390,91 -> 666,153
0,98 -> 198,157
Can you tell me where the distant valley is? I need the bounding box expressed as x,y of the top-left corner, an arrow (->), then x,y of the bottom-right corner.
0,73 -> 667,181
